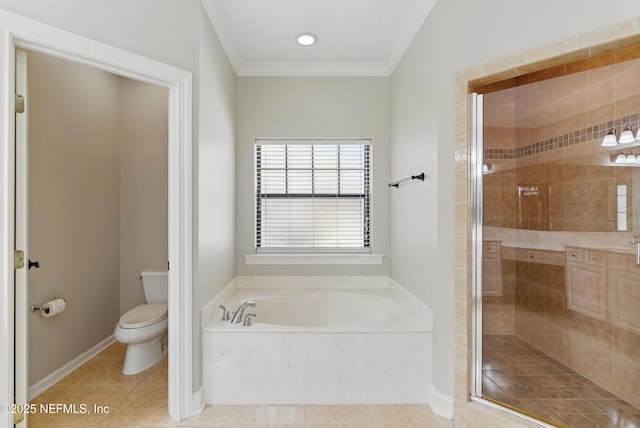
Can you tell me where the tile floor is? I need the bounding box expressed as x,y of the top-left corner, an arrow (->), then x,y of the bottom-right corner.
483,335 -> 640,428
28,341 -> 455,427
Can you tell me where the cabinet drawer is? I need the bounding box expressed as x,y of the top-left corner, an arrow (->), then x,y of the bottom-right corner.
514,248 -> 547,264
585,250 -> 607,267
525,249 -> 547,264
566,247 -> 585,263
608,253 -> 633,271
483,241 -> 500,254
609,252 -> 640,272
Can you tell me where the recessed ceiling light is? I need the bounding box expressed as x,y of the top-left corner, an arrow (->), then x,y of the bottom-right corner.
296,33 -> 317,46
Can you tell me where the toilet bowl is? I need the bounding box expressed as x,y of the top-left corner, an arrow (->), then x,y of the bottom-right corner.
114,269 -> 168,375
114,304 -> 168,375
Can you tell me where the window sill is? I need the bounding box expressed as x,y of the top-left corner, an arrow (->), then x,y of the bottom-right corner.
244,253 -> 384,265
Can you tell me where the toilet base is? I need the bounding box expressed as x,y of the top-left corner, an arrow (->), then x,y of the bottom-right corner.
122,336 -> 164,375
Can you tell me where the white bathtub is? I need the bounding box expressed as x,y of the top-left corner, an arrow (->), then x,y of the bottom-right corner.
202,277 -> 433,405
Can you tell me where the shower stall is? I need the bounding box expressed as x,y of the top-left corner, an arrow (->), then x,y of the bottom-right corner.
472,46 -> 640,428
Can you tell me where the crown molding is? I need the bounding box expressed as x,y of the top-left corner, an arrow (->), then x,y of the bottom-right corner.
237,61 -> 392,77
201,0 -> 243,73
386,0 -> 438,74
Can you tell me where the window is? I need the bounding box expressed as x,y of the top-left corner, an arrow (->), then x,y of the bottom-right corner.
255,139 -> 371,252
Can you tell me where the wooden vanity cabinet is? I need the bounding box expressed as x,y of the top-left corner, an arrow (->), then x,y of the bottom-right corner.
482,241 -> 503,296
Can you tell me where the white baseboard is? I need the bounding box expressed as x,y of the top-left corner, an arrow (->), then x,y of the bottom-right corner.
29,335 -> 116,400
430,384 -> 454,420
190,385 -> 205,417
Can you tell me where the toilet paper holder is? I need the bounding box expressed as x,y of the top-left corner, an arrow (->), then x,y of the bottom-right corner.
30,297 -> 66,313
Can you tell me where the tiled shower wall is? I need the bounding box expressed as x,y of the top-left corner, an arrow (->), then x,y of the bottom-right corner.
481,47 -> 640,408
482,50 -> 640,233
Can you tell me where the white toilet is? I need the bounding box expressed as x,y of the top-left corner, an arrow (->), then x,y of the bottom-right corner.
114,268 -> 168,375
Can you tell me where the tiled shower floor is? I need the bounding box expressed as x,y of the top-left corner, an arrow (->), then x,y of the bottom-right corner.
483,335 -> 640,428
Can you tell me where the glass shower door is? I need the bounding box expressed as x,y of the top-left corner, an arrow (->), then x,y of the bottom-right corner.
471,50 -> 640,427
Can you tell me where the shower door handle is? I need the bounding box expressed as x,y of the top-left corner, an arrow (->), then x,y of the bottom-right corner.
632,239 -> 640,265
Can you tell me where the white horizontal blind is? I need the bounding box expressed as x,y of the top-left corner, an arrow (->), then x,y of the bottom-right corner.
256,139 -> 371,251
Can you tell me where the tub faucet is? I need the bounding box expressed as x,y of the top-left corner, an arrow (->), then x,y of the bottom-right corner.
230,300 -> 256,324
243,313 -> 259,327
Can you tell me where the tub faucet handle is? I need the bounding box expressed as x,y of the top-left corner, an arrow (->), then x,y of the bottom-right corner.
243,313 -> 259,327
218,305 -> 230,321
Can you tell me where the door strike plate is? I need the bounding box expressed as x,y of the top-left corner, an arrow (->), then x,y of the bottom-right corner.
15,94 -> 25,114
14,250 -> 25,269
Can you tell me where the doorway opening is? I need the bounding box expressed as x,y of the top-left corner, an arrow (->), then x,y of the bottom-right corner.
0,14 -> 193,424
21,48 -> 169,401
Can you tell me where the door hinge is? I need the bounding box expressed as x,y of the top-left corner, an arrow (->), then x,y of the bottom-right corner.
14,250 -> 25,270
15,94 -> 25,114
13,410 -> 24,424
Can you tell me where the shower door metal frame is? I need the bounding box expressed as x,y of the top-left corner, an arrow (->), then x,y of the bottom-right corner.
470,92 -> 484,399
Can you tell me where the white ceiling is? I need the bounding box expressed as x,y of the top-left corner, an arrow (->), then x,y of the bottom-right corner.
201,0 -> 438,76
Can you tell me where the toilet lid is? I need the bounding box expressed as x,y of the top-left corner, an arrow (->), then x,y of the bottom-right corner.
119,304 -> 168,329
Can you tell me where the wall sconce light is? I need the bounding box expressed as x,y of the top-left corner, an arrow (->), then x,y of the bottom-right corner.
612,152 -> 640,164
602,124 -> 640,146
602,128 -> 618,146
620,125 -> 635,144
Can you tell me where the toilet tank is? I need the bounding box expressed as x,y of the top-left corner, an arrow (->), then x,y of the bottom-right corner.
141,268 -> 168,304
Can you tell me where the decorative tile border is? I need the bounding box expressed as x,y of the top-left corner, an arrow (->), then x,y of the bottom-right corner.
484,113 -> 640,160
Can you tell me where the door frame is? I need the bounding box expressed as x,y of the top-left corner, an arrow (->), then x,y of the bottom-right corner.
0,10 -> 194,423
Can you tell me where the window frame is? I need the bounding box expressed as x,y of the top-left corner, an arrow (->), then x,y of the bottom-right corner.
254,138 -> 372,254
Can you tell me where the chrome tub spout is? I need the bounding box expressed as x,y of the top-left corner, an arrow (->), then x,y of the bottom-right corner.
230,300 -> 256,324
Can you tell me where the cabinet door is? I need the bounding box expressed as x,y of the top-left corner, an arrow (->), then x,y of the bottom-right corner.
608,269 -> 640,334
566,262 -> 609,321
482,253 -> 503,296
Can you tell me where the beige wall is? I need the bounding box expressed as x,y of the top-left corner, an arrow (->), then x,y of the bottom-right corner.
235,77 -> 390,276
28,51 -> 168,385
27,51 -> 122,384
192,6 -> 237,388
119,78 -> 169,315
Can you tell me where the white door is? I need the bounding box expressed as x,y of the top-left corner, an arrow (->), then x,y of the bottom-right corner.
14,48 -> 29,426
